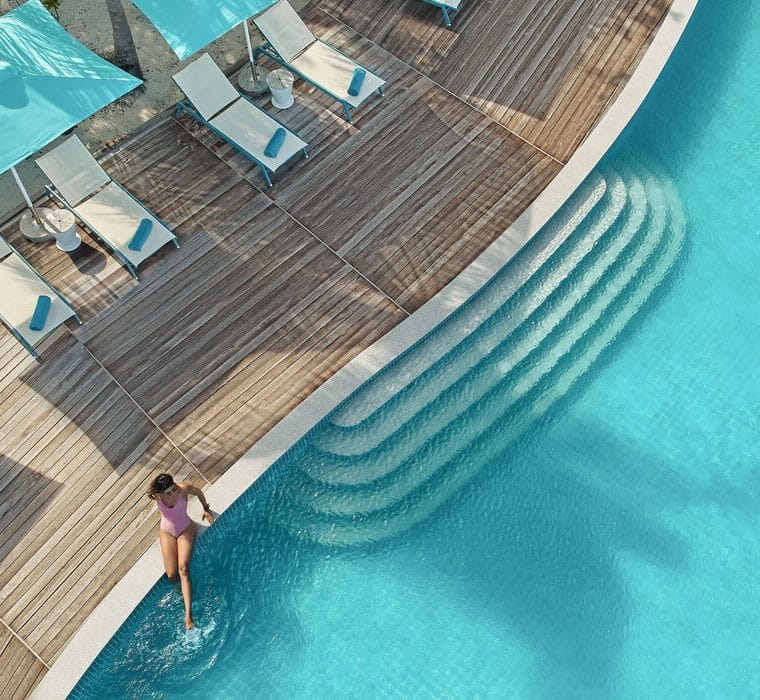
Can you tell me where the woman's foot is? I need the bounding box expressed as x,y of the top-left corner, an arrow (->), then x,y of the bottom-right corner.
185,616 -> 195,630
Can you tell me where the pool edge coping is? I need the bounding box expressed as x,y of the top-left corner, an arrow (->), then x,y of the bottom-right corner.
33,1 -> 698,696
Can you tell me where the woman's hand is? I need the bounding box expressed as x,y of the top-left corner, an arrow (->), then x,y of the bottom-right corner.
202,510 -> 215,525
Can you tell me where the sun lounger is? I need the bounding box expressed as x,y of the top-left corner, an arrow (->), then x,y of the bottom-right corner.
35,135 -> 178,279
421,0 -> 465,27
173,53 -> 308,186
0,238 -> 80,358
253,0 -> 385,123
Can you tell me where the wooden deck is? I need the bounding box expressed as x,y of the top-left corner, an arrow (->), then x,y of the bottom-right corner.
0,0 -> 671,695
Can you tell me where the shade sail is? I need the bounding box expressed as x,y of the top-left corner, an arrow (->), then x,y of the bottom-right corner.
0,0 -> 142,175
132,0 -> 277,61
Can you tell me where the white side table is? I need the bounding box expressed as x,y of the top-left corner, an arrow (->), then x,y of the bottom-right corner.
267,69 -> 295,109
47,209 -> 81,252
21,208 -> 81,251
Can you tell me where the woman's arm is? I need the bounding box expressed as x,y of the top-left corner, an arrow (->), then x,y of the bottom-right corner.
178,482 -> 215,524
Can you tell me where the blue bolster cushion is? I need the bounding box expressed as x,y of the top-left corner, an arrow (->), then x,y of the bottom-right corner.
29,295 -> 51,331
128,218 -> 153,251
347,68 -> 366,97
264,128 -> 286,158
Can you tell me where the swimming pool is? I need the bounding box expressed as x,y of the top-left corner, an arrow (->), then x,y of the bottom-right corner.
71,1 -> 760,696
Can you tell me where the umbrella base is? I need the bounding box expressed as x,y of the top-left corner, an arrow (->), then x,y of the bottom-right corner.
238,64 -> 270,97
20,209 -> 55,244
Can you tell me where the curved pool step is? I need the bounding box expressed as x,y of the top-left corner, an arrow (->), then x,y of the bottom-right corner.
291,165 -> 657,509
273,160 -> 685,546
304,166 -> 645,485
314,169 -> 629,459
325,170 -> 612,432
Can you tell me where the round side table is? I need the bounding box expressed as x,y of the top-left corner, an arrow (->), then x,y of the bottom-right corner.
47,209 -> 81,252
267,69 -> 295,109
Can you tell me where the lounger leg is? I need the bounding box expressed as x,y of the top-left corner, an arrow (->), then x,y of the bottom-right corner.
28,345 -> 41,361
5,322 -> 40,359
441,7 -> 452,26
260,165 -> 273,187
378,86 -> 385,97
342,103 -> 353,123
302,147 -> 309,159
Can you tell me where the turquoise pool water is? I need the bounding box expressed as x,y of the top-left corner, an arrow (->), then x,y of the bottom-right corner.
73,2 -> 760,697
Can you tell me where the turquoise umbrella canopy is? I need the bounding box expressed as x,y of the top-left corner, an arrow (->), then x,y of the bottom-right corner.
132,0 -> 277,61
0,0 -> 142,174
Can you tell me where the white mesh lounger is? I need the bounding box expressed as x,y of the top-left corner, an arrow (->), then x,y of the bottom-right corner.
173,53 -> 308,186
420,0 -> 465,27
0,238 -> 80,359
254,0 -> 385,123
35,135 -> 178,279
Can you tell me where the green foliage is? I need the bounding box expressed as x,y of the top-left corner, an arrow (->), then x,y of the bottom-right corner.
42,0 -> 60,17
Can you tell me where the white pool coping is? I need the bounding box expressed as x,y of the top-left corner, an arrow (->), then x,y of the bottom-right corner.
33,1 -> 698,696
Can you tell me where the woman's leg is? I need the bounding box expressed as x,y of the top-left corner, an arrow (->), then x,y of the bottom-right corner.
159,529 -> 179,582
176,522 -> 198,628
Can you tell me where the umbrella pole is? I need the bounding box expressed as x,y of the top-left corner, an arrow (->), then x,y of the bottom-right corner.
238,20 -> 269,96
10,166 -> 44,227
242,20 -> 257,79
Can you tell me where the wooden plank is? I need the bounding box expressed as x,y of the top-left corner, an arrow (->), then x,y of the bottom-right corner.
0,627 -> 46,699
78,184 -> 407,478
0,336 -> 198,663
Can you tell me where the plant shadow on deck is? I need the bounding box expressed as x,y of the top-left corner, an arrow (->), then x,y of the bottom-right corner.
0,455 -> 61,574
312,0 -> 674,161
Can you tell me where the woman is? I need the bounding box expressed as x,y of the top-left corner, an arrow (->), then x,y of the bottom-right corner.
148,473 -> 214,629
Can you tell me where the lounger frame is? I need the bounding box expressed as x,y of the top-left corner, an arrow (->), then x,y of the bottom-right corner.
422,0 -> 463,27
44,183 -> 178,280
174,96 -> 308,187
36,136 -> 179,280
254,42 -> 385,123
0,239 -> 81,359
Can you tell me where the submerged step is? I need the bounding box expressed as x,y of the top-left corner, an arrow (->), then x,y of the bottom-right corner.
273,160 -> 685,546
304,167 -> 644,486
292,166 -> 660,513
314,169 -> 628,460
326,171 -> 611,431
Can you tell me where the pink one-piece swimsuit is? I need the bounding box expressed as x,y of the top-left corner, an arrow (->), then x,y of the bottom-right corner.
157,493 -> 192,537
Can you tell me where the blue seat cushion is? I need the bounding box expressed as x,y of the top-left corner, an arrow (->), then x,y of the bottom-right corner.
29,295 -> 51,331
128,218 -> 153,251
347,68 -> 366,97
264,128 -> 286,158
